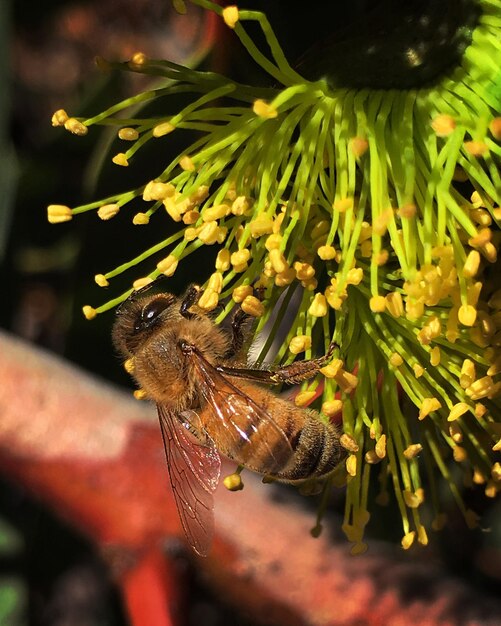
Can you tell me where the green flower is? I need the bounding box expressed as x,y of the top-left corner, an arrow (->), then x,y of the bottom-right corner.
48,0 -> 501,553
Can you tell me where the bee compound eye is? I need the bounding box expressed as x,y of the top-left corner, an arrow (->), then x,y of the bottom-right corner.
141,298 -> 171,322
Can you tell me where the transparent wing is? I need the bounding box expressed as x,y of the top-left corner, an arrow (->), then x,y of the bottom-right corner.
188,348 -> 294,475
157,404 -> 221,556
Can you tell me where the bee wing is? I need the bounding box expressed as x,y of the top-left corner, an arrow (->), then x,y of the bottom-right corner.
188,349 -> 294,475
157,404 -> 221,556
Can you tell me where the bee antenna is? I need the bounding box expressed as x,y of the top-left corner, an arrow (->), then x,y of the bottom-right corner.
115,275 -> 169,315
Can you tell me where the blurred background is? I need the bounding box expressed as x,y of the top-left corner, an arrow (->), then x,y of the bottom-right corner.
1,0 -> 501,624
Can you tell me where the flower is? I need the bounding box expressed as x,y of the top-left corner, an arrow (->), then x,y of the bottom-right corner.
50,0 -> 501,551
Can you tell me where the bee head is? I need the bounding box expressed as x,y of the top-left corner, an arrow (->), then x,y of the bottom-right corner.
112,291 -> 177,356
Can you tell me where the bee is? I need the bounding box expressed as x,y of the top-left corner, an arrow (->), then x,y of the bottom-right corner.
113,284 -> 343,555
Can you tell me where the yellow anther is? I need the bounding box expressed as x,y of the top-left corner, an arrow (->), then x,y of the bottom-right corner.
468,227 -> 492,248
156,254 -> 178,277
184,226 -> 199,241
369,295 -> 386,313
294,261 -> 315,281
431,114 -> 456,136
398,203 -> 416,218
365,450 -> 382,464
294,390 -> 316,407
340,433 -> 359,453
253,99 -> 278,119
143,181 -> 175,201
265,233 -> 282,251
430,346 -> 441,366
322,399 -> 343,417
403,443 -> 423,459
241,295 -> 264,317
372,208 -> 393,236
403,489 -> 423,508
232,284 -> 253,303
133,389 -> 148,400
179,155 -> 195,171
413,363 -> 425,378
64,117 -> 88,136
129,52 -> 148,66
198,289 -> 219,311
198,221 -> 219,244
418,397 -> 442,420
82,305 -> 97,320
320,358 -> 343,378
462,250 -> 481,277
133,212 -> 150,225
375,434 -> 386,459
385,292 -> 404,317
133,277 -> 153,290
51,109 -> 69,126
389,353 -> 403,367
215,249 -> 231,271
324,286 -> 344,310
249,214 -> 274,237
118,127 -> 139,141
269,249 -> 288,274
222,5 -> 239,28
333,198 -> 353,213
449,422 -> 463,443
350,136 -> 369,157
453,446 -> 468,462
47,204 -> 72,224
94,274 -> 109,287
317,245 -> 336,260
458,304 -> 477,326
464,140 -> 489,156
308,293 -> 328,317
489,117 -> 501,140
460,359 -> 476,388
275,267 -> 296,286
401,531 -> 416,550
223,472 -> 244,491
112,153 -> 129,166
203,204 -> 229,222
231,196 -> 252,216
448,402 -> 470,422
346,454 -> 357,477
207,272 -> 223,294
335,370 -> 358,393
466,376 -> 494,400
231,248 -> 251,267
182,210 -> 200,225
289,335 -> 312,355
152,122 -> 175,137
310,220 -> 330,240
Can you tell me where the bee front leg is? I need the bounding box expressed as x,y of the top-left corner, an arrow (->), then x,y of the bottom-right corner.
179,284 -> 201,319
224,307 -> 252,359
217,342 -> 338,386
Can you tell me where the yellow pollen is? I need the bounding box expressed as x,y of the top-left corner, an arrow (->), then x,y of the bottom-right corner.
232,284 -> 253,303
403,489 -> 423,508
346,267 -> 363,285
320,358 -> 343,378
207,272 -> 223,294
82,305 -> 97,320
231,248 -> 251,267
97,203 -> 120,220
417,526 -> 429,546
94,274 -> 109,287
453,446 -> 468,462
118,127 -> 139,141
198,221 -> 219,244
143,181 -> 175,201
324,286 -> 344,310
182,210 -> 200,224
468,227 -> 492,248
124,358 -> 135,374
51,109 -> 69,126
112,153 -> 129,167
289,335 -> 312,355
389,353 -> 403,367
308,293 -> 328,317
466,376 -> 494,400
133,389 -> 148,400
403,443 -> 423,459
335,369 -> 358,393
492,463 -> 501,482
265,233 -> 282,251
152,121 -> 175,137
294,261 -> 315,281
156,255 -> 178,277
231,196 -> 252,216
241,295 -> 264,317
322,399 -> 343,417
222,5 -> 239,28
418,397 -> 442,420
47,204 -> 73,224
398,203 -> 417,218
375,434 -> 386,459
64,118 -> 88,136
253,99 -> 278,119
133,212 -> 150,225
449,422 -> 463,443
130,52 -> 148,66
413,363 -> 425,378
365,450 -> 381,464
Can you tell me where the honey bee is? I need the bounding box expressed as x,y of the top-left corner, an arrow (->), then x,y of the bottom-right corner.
113,284 -> 342,555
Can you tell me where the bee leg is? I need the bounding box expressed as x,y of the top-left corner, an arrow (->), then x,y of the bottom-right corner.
224,307 -> 251,359
217,341 -> 338,385
179,284 -> 201,319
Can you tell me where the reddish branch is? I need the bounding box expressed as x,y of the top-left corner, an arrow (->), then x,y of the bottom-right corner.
0,330 -> 499,626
